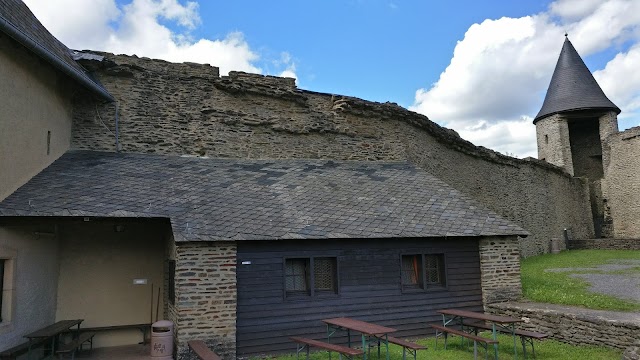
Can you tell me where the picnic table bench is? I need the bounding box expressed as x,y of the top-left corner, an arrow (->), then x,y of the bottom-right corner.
73,323 -> 151,344
371,336 -> 426,360
0,338 -> 47,360
431,324 -> 498,360
188,340 -> 221,360
23,319 -> 85,359
322,317 -> 396,360
463,321 -> 549,359
56,331 -> 96,359
290,336 -> 364,359
438,309 -> 522,360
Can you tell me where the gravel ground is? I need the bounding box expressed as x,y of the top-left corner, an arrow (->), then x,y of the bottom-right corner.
546,260 -> 640,302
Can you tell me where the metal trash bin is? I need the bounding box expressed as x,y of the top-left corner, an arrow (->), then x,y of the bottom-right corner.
151,320 -> 174,359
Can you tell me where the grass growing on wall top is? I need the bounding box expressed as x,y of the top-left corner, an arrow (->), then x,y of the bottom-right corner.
520,249 -> 640,311
257,333 -> 622,360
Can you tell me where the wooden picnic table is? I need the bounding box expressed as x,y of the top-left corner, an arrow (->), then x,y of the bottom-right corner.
322,317 -> 396,360
437,309 -> 522,360
24,319 -> 83,358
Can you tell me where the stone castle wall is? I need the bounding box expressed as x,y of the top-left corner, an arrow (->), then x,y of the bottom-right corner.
72,52 -> 594,257
174,242 -> 237,360
488,302 -> 640,350
603,126 -> 640,238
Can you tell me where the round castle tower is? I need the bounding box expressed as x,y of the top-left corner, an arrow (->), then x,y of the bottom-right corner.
534,36 -> 620,237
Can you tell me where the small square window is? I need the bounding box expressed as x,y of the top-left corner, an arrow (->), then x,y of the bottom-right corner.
0,259 -> 4,323
285,258 -> 310,296
425,254 -> 445,286
401,255 -> 423,289
314,257 -> 337,293
401,253 -> 446,291
284,257 -> 338,299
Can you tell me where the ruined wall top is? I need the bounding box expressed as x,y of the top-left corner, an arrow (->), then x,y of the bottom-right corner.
76,51 -> 572,177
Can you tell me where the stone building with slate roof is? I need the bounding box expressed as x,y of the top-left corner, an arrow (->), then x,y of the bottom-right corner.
0,1 -> 638,359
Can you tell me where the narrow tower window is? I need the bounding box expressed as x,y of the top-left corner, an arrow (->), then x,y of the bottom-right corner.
47,131 -> 51,155
544,134 -> 549,144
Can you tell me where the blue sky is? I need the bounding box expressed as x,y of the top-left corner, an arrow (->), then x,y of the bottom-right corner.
191,0 -> 548,105
24,0 -> 640,157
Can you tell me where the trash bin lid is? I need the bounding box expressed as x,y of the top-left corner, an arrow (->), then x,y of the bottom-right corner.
153,320 -> 173,327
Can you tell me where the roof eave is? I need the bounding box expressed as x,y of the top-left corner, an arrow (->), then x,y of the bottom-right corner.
0,13 -> 114,102
533,105 -> 621,124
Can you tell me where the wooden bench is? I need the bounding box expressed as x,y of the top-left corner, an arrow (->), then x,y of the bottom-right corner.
188,340 -> 221,360
463,321 -> 549,359
56,332 -> 96,360
431,324 -> 498,360
371,336 -> 426,360
72,323 -> 151,344
0,338 -> 47,360
290,336 -> 364,359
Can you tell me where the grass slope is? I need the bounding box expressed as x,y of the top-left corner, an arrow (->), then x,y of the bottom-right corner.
258,333 -> 622,360
520,249 -> 640,311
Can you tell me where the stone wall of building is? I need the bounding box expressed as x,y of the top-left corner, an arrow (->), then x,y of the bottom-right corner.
536,114 -> 574,175
568,239 -> 640,250
488,302 -> 640,350
174,242 -> 237,360
72,53 -> 595,257
602,126 -> 640,238
478,236 -> 522,305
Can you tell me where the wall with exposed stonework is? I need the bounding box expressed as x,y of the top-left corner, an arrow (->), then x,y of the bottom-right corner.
602,126 -> 640,238
174,242 -> 237,360
71,52 -> 595,257
536,114 -> 574,174
569,239 -> 640,250
478,236 -> 522,305
488,302 -> 640,350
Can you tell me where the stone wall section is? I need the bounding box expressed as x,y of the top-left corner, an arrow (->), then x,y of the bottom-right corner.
174,242 -> 237,360
536,114 -> 574,175
488,302 -> 640,350
72,53 -> 595,257
478,236 -> 522,305
602,126 -> 640,238
568,239 -> 640,250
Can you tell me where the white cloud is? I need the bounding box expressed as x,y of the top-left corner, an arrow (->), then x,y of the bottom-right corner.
411,0 -> 640,157
595,43 -> 640,125
22,0 -> 294,76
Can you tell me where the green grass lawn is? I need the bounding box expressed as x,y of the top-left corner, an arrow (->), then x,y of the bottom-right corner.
254,333 -> 622,360
520,249 -> 640,311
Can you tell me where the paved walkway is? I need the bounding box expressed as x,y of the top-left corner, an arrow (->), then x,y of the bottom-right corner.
77,344 -> 151,360
546,259 -> 640,303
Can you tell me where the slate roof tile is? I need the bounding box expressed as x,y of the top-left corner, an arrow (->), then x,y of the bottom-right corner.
0,151 -> 529,241
534,37 -> 620,123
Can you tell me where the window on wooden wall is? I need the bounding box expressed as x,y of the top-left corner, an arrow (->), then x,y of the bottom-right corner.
401,254 -> 446,291
0,251 -> 16,326
285,257 -> 338,299
0,259 -> 4,323
401,255 -> 423,289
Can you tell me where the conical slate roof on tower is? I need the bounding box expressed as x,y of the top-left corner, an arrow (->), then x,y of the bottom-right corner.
533,36 -> 620,123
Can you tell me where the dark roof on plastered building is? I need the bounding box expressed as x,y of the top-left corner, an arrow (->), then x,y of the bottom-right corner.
0,0 -> 112,100
534,37 -> 620,123
0,151 -> 528,241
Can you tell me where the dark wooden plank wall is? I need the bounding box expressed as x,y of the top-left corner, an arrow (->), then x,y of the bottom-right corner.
236,238 -> 483,356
